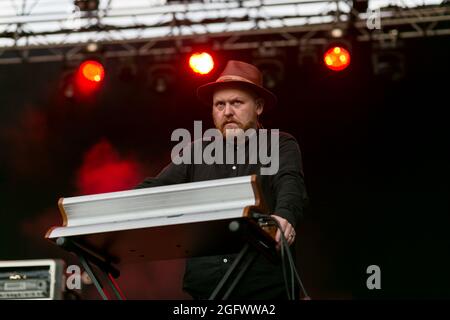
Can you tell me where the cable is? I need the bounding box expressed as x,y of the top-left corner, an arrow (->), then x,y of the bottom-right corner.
279,225 -> 291,300
253,212 -> 310,300
292,247 -> 297,299
278,220 -> 296,300
256,213 -> 291,299
278,220 -> 310,299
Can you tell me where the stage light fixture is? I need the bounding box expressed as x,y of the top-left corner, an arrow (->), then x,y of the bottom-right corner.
253,59 -> 284,89
60,71 -> 76,99
372,50 -> 405,81
79,60 -> 105,83
323,46 -> 351,71
148,64 -> 176,94
331,28 -> 344,38
189,52 -> 214,75
371,39 -> 405,81
73,59 -> 105,96
86,42 -> 99,53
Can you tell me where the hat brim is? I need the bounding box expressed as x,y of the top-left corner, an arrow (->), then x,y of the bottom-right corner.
197,81 -> 277,109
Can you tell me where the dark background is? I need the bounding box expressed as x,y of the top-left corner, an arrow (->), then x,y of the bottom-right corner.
0,35 -> 448,299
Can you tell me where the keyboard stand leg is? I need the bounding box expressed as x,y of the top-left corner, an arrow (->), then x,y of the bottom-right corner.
56,237 -> 124,300
105,272 -> 126,300
208,243 -> 259,300
78,254 -> 109,300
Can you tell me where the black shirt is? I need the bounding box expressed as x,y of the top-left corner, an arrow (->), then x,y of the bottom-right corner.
136,131 -> 307,299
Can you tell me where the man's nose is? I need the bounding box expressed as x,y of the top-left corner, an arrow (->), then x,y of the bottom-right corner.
224,103 -> 234,116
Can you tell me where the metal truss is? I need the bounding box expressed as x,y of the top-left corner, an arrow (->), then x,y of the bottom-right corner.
0,0 -> 449,64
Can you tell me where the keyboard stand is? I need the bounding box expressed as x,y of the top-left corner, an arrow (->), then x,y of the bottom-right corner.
56,237 -> 124,300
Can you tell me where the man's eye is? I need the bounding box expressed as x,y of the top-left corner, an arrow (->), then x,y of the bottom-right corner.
232,100 -> 242,105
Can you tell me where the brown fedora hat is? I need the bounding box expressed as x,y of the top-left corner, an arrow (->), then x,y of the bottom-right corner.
197,60 -> 277,109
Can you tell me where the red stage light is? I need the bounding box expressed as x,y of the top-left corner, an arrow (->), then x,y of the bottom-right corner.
323,46 -> 351,71
79,60 -> 105,82
74,60 -> 105,96
189,52 -> 214,75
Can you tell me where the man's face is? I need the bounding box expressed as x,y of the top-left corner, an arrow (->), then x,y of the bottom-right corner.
212,84 -> 264,137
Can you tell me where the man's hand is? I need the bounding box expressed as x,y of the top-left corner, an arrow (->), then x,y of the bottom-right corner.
271,215 -> 296,250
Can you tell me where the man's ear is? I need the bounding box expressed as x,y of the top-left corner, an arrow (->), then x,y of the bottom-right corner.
256,98 -> 264,115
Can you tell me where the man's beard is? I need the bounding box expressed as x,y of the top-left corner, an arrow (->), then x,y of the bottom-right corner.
219,119 -> 258,141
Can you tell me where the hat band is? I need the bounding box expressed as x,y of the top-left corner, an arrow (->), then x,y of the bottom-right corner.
216,75 -> 261,86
